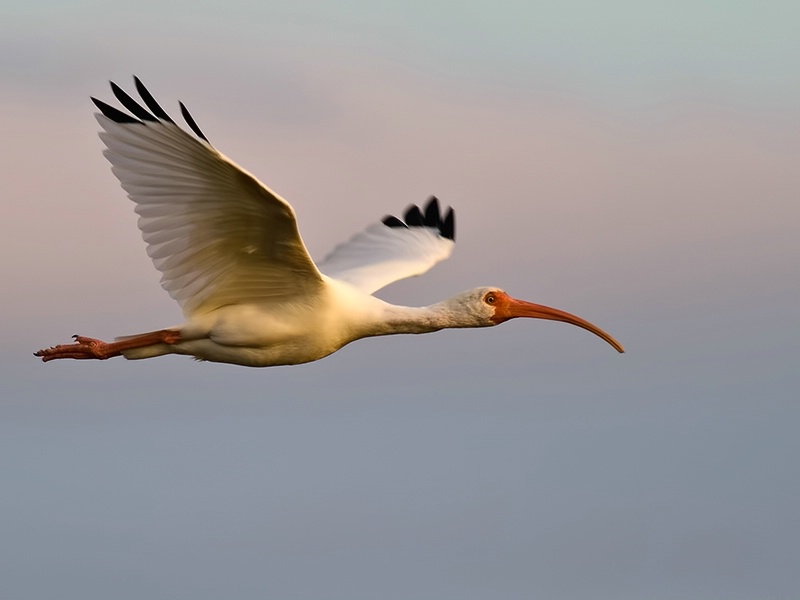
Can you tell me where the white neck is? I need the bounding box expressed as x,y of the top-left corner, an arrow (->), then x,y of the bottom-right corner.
328,279 -> 493,341
368,298 -> 487,337
372,304 -> 447,335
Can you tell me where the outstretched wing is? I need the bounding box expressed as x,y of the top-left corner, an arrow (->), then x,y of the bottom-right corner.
92,77 -> 324,317
318,196 -> 455,295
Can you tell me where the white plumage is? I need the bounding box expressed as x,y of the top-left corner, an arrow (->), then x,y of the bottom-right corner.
319,222 -> 454,295
35,77 -> 623,367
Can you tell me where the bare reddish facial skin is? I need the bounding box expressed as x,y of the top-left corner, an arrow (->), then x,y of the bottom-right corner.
34,329 -> 181,362
490,291 -> 624,353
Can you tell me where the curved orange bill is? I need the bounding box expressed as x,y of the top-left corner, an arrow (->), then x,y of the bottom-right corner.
494,295 -> 624,353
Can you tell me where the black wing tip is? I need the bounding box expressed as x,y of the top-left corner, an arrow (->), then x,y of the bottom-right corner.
381,215 -> 408,228
441,207 -> 455,241
132,76 -> 174,123
180,101 -> 209,142
91,96 -> 142,124
423,196 -> 440,227
92,76 -> 210,143
110,80 -> 157,122
382,196 -> 456,241
404,204 -> 425,227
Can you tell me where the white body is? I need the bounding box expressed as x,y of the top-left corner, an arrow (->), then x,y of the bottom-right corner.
130,279 -> 490,366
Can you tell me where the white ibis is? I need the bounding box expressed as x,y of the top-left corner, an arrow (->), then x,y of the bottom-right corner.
35,77 -> 624,367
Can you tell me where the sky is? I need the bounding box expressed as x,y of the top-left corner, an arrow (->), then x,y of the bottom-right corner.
1,1 -> 799,599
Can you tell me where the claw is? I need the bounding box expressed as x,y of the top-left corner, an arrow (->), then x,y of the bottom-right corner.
34,334 -> 113,361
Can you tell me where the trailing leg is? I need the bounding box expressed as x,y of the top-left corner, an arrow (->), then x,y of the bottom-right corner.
35,330 -> 181,362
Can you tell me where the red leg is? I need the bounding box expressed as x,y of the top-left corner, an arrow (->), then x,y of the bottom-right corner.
35,330 -> 181,362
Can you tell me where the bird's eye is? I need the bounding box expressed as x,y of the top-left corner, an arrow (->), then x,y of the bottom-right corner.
485,293 -> 496,305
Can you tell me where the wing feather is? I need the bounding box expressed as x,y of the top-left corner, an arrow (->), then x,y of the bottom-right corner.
319,197 -> 455,295
94,79 -> 324,317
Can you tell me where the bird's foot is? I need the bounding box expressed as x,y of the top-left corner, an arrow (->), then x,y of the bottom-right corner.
35,335 -> 117,362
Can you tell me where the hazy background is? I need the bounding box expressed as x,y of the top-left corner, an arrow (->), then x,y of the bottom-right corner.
2,2 -> 798,599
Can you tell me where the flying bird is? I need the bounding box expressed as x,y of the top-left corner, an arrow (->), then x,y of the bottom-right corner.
35,78 -> 624,367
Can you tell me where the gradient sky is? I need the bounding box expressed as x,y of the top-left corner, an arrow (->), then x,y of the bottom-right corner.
2,2 -> 799,599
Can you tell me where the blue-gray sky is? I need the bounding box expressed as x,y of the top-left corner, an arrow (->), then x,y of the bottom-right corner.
1,2 -> 799,599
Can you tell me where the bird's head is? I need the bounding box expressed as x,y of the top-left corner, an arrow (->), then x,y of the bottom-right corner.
453,287 -> 624,353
